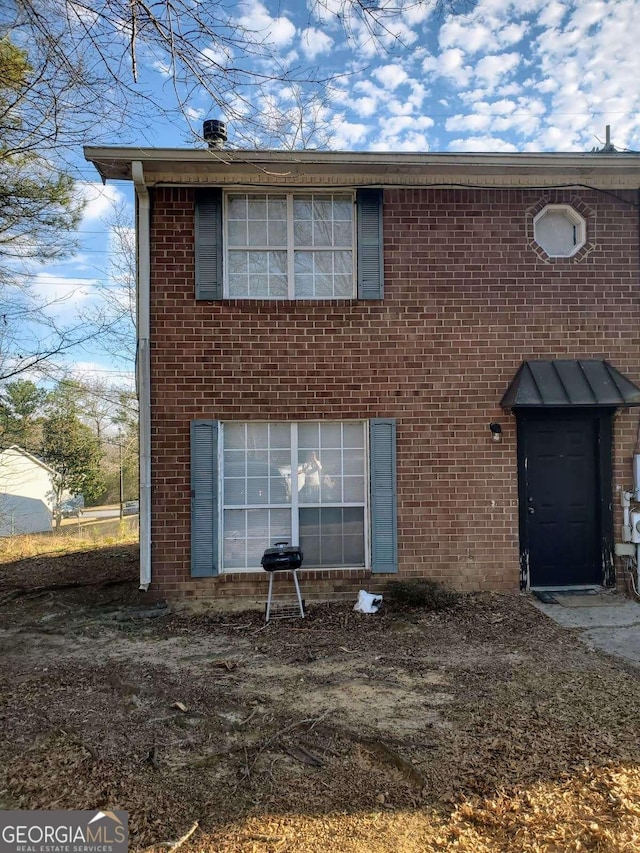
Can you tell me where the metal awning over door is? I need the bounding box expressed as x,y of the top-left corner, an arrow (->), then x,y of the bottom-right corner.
500,360 -> 640,409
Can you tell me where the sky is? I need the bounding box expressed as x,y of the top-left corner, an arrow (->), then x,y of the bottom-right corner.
28,0 -> 640,383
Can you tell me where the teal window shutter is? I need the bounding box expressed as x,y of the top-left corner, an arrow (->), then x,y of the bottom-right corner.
357,188 -> 384,299
369,418 -> 397,573
195,189 -> 223,300
191,420 -> 220,577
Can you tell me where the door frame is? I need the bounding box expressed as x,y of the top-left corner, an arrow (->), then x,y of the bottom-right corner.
515,407 -> 615,590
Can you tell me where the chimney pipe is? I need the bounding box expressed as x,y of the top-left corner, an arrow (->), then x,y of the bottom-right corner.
203,119 -> 227,149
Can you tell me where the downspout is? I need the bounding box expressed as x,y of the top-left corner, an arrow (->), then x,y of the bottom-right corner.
132,161 -> 151,591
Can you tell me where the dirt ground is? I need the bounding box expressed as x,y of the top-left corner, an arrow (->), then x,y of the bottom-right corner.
1,546 -> 640,852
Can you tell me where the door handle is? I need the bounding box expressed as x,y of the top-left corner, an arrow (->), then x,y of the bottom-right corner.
528,507 -> 535,514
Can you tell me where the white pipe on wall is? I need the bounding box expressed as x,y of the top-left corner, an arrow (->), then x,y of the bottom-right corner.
132,161 -> 151,591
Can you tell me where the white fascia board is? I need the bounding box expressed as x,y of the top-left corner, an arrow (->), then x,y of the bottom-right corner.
84,147 -> 640,190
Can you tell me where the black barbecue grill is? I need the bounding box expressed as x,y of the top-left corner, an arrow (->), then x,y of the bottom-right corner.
261,541 -> 305,621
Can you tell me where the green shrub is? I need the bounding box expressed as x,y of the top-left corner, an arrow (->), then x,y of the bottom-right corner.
386,578 -> 461,611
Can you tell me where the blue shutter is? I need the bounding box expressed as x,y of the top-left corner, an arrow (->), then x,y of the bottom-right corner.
195,189 -> 223,300
191,420 -> 220,577
357,188 -> 384,300
369,418 -> 397,573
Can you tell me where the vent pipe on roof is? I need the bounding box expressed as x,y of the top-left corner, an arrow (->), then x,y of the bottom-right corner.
203,119 -> 227,149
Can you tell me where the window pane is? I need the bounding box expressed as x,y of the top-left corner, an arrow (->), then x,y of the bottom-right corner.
228,196 -> 247,219
334,221 -> 352,245
268,220 -> 287,246
320,424 -> 342,448
247,220 -> 267,247
320,475 -> 341,503
343,423 -> 364,449
270,424 -> 290,448
293,251 -> 353,298
334,200 -> 352,221
225,424 -> 246,449
268,198 -> 287,220
295,277 -> 313,297
269,276 -> 288,298
344,449 -> 365,475
298,423 -> 319,449
247,477 -> 269,503
224,478 -> 245,504
228,251 -> 248,273
315,253 -> 333,273
224,450 -> 245,477
334,275 -> 353,298
268,253 -> 287,275
248,198 -> 267,220
228,275 -> 248,297
294,252 -> 313,274
314,275 -> 332,297
224,508 -> 291,570
344,476 -> 364,502
294,220 -> 312,246
228,220 -> 246,247
293,198 -> 312,221
223,509 -> 246,568
334,250 -> 352,274
248,252 -> 269,273
248,275 -> 270,298
313,218 -> 332,247
299,507 -> 365,567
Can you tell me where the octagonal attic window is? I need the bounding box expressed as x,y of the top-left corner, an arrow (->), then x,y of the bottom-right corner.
533,205 -> 586,257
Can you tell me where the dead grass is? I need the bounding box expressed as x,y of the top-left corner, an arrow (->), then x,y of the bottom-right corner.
0,519 -> 139,563
1,551 -> 640,852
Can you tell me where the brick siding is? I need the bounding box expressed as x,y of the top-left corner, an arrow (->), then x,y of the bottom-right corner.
148,185 -> 640,604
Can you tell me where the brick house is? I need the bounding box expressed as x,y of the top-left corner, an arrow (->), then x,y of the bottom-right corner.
85,145 -> 640,605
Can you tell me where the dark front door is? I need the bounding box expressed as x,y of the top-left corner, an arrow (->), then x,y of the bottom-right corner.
517,410 -> 613,588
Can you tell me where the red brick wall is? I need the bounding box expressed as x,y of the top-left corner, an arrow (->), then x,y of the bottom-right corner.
148,185 -> 640,603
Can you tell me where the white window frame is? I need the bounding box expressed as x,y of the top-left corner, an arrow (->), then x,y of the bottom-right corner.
223,191 -> 357,299
218,421 -> 370,573
532,204 -> 586,258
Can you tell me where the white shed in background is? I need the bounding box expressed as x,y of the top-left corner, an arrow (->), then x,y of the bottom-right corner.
0,446 -> 56,536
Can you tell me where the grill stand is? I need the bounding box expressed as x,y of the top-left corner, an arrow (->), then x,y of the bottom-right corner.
265,569 -> 305,622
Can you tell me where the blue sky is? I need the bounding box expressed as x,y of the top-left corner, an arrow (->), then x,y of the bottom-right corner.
33,0 -> 640,381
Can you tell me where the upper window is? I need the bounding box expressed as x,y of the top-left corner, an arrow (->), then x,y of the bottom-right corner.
225,193 -> 355,299
533,204 -> 586,258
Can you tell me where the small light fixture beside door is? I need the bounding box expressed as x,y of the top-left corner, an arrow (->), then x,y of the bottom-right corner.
489,422 -> 502,443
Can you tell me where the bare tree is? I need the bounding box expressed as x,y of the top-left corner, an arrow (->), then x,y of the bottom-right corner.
5,0 -> 451,151
78,200 -> 136,368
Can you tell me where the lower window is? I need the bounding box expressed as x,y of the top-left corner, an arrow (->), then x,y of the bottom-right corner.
222,422 -> 366,571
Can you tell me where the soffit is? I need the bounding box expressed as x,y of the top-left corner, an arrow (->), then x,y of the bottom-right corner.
83,148 -> 640,190
501,360 -> 640,409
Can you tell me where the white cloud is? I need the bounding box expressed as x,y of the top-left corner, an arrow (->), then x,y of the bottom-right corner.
439,20 -> 497,54
474,53 -> 521,88
445,113 -> 492,133
351,96 -> 378,118
329,119 -> 369,149
448,136 -> 518,152
498,22 -> 527,47
423,49 -> 472,87
537,1 -> 567,28
300,27 -> 333,59
373,64 -> 410,91
77,183 -> 125,223
32,272 -> 97,308
237,1 -> 296,48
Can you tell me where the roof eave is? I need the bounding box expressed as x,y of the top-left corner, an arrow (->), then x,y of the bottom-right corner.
83,147 -> 640,189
